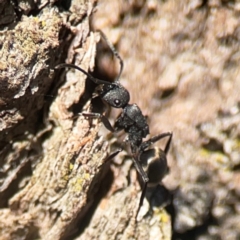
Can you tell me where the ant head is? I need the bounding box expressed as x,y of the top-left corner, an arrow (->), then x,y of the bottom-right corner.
96,83 -> 130,108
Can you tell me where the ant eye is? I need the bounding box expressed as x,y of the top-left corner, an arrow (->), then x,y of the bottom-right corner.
114,99 -> 121,106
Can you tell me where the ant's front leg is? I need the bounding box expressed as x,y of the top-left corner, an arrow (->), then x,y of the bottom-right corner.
99,148 -> 123,169
103,148 -> 122,163
81,112 -> 115,132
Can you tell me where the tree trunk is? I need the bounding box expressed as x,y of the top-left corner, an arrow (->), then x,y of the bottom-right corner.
1,1 -> 240,240
0,0 -> 171,239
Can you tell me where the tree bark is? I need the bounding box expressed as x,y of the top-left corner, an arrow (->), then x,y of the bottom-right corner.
0,0 -> 108,239
2,1 -> 240,240
0,0 -> 171,239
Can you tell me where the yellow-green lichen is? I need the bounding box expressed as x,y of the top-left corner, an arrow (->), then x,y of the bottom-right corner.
70,173 -> 91,192
154,209 -> 170,223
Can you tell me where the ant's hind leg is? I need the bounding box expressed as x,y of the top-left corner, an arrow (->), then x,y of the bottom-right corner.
136,181 -> 148,219
131,154 -> 149,218
81,112 -> 115,132
140,132 -> 173,153
163,132 -> 173,155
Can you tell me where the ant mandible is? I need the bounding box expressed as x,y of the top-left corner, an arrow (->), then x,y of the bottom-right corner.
55,31 -> 172,217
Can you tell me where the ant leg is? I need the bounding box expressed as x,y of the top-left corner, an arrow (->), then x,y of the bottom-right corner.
81,112 -> 115,132
136,181 -> 148,218
131,153 -> 149,218
132,154 -> 149,183
100,148 -> 122,167
163,132 -> 173,155
106,149 -> 122,161
98,30 -> 123,82
140,132 -> 173,153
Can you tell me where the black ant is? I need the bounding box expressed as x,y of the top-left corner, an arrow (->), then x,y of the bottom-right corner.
55,31 -> 172,217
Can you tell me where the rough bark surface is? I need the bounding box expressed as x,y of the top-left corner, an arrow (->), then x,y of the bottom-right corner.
1,0 -> 240,240
0,0 -> 109,239
92,1 -> 240,240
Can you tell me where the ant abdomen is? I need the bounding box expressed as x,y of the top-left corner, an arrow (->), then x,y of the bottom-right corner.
140,147 -> 168,187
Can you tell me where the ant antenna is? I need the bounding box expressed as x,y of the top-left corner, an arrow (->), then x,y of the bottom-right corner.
55,63 -> 113,86
98,30 -> 124,82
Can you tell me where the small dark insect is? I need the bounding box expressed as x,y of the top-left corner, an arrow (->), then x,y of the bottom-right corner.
55,31 -> 172,217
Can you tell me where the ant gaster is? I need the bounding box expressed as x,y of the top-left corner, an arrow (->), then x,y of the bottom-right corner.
136,132 -> 172,215
55,31 -> 172,217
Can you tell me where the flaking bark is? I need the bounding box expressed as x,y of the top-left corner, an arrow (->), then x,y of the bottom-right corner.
0,1 -> 171,239
0,1 -> 109,239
